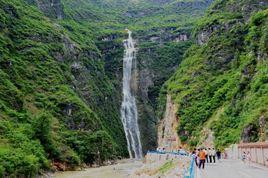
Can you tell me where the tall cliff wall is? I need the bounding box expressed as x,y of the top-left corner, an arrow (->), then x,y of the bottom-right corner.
161,0 -> 268,148
157,95 -> 180,151
26,0 -> 64,19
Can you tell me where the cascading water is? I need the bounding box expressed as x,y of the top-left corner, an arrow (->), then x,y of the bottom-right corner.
120,29 -> 142,159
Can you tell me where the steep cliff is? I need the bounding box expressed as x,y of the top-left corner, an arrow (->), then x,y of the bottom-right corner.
0,0 -> 213,171
161,0 -> 268,148
3,0 -> 264,177
131,0 -> 214,152
26,0 -> 64,19
0,0 -> 127,176
157,95 -> 180,151
55,0 -> 214,153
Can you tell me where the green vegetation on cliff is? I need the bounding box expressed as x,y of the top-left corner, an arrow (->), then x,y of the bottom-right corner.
0,1 -> 215,176
3,0 -> 267,177
60,0 -> 214,152
128,0 -> 213,152
162,0 -> 268,148
0,0 -> 127,176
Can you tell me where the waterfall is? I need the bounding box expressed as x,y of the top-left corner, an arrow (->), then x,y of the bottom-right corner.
120,29 -> 142,159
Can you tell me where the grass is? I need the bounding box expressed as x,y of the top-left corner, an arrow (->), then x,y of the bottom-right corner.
158,160 -> 177,174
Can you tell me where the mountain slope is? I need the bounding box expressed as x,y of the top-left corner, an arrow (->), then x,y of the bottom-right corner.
131,0 -> 214,152
1,0 -> 257,177
160,0 -> 268,148
0,0 -> 127,176
58,0 -> 214,152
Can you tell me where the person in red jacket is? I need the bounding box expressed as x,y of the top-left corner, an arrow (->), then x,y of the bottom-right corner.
198,149 -> 207,169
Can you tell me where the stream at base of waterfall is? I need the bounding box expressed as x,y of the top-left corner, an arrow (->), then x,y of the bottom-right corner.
120,29 -> 143,159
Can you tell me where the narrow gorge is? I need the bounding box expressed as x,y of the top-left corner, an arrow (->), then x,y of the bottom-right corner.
0,0 -> 267,177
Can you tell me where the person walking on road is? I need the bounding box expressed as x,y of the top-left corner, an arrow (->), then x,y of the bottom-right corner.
212,148 -> 216,163
193,149 -> 198,166
198,149 -> 206,169
223,151 -> 228,159
208,148 -> 212,163
195,148 -> 200,166
216,149 -> 221,160
242,151 -> 246,163
204,148 -> 209,163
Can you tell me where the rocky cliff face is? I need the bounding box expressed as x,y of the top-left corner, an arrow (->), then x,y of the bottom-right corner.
53,0 -> 214,154
133,0 -> 214,152
33,0 -> 64,19
148,0 -> 213,6
32,0 -> 126,150
157,95 -> 180,151
0,0 -> 128,176
170,0 -> 214,8
163,0 -> 268,148
135,38 -> 192,152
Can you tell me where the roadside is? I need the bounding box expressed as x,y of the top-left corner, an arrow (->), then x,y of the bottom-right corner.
131,152 -> 191,178
196,159 -> 268,178
54,159 -> 143,178
54,153 -> 193,178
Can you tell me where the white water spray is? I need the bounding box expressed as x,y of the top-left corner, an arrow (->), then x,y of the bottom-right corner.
120,29 -> 142,159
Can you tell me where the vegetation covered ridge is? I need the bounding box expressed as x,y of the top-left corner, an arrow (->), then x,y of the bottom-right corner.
159,0 -> 268,148
3,0 -> 266,177
0,0 -> 127,177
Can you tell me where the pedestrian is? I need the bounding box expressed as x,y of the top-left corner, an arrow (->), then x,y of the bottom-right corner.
212,148 -> 216,163
241,151 -> 246,163
204,148 -> 209,163
246,151 -> 251,165
192,149 -> 196,155
158,147 -> 162,153
208,148 -> 212,163
196,148 -> 200,166
178,146 -> 182,155
216,149 -> 221,160
224,151 -> 228,159
198,149 -> 206,169
191,150 -> 195,159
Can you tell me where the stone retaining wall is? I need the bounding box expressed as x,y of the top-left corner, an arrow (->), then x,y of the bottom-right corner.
238,142 -> 268,167
226,142 -> 268,167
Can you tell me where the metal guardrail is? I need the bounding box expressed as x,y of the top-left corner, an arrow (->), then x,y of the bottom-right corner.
147,151 -> 194,178
147,150 -> 189,156
184,156 -> 195,178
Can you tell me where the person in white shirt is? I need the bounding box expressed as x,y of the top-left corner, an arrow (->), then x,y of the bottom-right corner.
211,148 -> 216,163
208,148 -> 212,163
204,148 -> 208,163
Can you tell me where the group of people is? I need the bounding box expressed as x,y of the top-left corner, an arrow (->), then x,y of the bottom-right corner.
156,147 -> 166,153
192,148 -> 222,169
